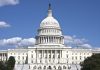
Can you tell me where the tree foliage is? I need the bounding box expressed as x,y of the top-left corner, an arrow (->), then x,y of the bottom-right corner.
81,54 -> 100,70
0,56 -> 15,70
7,56 -> 16,70
0,61 -> 6,70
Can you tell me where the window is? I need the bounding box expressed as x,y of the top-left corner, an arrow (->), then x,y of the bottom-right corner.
66,55 -> 68,58
49,55 -> 51,58
11,53 -> 12,55
72,57 -> 74,60
18,56 -> 20,60
53,66 -> 56,69
23,56 -> 24,60
31,54 -> 33,58
53,55 -> 55,58
29,65 -> 30,69
84,56 -> 86,59
58,66 -> 62,70
44,66 -> 46,69
63,66 -> 66,69
75,56 -> 77,60
80,56 -> 82,60
40,60 -> 42,63
38,66 -> 42,69
52,50 -> 55,53
18,62 -> 20,64
72,62 -> 74,64
58,55 -> 60,58
45,56 -> 47,58
31,60 -> 33,63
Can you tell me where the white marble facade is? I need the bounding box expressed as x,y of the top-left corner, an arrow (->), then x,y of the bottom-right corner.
0,4 -> 99,70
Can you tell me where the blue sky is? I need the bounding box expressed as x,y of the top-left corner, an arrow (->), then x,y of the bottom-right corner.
0,0 -> 100,49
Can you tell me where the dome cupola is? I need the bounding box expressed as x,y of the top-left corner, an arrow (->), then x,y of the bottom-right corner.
40,4 -> 60,29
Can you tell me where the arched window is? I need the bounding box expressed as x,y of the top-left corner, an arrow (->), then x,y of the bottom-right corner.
58,66 -> 62,70
33,66 -> 36,69
44,66 -> 46,69
29,65 -> 30,69
63,66 -> 66,69
38,66 -> 42,70
53,66 -> 56,69
48,66 -> 52,69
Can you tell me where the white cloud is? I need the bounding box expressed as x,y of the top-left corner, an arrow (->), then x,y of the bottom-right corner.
0,0 -> 19,7
64,35 -> 92,48
79,44 -> 92,49
0,37 -> 36,47
0,21 -> 10,28
64,35 -> 86,45
64,35 -> 74,45
0,37 -> 22,46
18,38 -> 36,47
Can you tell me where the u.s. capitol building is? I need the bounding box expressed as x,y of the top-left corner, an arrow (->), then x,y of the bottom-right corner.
0,4 -> 100,70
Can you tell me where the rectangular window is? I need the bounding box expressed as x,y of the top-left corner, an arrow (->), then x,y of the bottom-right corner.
76,56 -> 77,60
18,56 -> 20,60
31,54 -> 33,58
72,57 -> 74,60
23,56 -> 24,60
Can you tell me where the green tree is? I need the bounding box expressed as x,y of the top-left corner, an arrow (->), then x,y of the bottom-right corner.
7,56 -> 16,70
81,54 -> 100,70
0,61 -> 6,70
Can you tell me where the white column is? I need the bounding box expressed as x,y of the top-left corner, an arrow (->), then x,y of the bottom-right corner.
53,36 -> 54,43
44,37 -> 46,43
62,37 -> 64,44
40,37 -> 42,44
41,37 -> 43,43
47,36 -> 48,43
46,37 -> 47,43
3,53 -> 4,61
55,50 -> 57,63
57,37 -> 58,44
58,37 -> 59,44
0,54 -> 1,61
60,50 -> 61,62
48,37 -> 49,43
50,50 -> 52,63
60,37 -> 61,44
2,54 -> 3,61
36,50 -> 38,63
56,37 -> 57,44
4,53 -> 5,61
61,37 -> 62,44
54,37 -> 55,43
41,50 -> 43,59
39,37 -> 40,44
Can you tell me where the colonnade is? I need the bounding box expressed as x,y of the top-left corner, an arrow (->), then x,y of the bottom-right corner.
0,53 -> 7,61
36,50 -> 62,63
37,36 -> 64,44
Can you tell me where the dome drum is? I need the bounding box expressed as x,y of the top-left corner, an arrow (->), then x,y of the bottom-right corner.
35,36 -> 64,45
38,28 -> 62,36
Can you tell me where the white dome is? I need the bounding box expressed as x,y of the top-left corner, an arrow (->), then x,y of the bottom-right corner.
40,16 -> 60,28
40,5 -> 60,29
